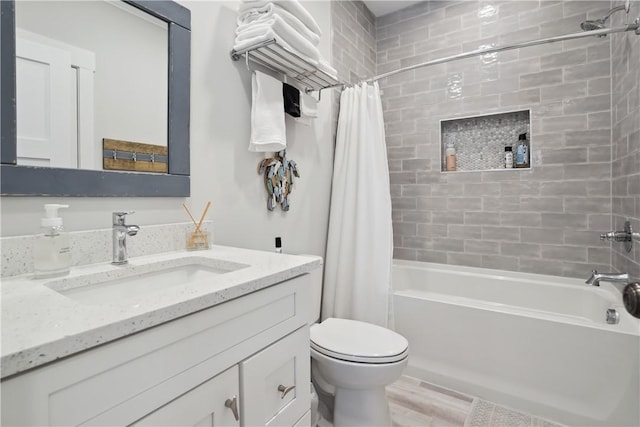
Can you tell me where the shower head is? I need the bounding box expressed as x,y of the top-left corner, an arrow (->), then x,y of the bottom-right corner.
580,2 -> 630,34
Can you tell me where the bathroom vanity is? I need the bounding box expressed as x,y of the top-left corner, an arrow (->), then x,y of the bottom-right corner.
1,246 -> 321,426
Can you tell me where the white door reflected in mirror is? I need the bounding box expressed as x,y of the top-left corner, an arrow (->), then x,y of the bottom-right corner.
15,0 -> 168,172
16,37 -> 75,168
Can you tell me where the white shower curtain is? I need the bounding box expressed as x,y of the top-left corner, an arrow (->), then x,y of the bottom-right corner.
322,82 -> 393,328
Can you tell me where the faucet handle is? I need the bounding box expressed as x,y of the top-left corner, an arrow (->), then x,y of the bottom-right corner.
113,211 -> 135,225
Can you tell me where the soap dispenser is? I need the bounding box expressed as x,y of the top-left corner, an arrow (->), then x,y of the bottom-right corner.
33,204 -> 71,278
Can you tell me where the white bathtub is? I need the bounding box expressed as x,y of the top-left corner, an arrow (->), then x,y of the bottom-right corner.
392,260 -> 640,427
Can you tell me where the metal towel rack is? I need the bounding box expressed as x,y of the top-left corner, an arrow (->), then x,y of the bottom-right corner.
230,39 -> 343,97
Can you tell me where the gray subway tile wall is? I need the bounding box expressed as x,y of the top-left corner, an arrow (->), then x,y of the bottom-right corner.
374,0 -> 613,278
332,0 -> 639,279
611,0 -> 640,279
330,1 -> 376,139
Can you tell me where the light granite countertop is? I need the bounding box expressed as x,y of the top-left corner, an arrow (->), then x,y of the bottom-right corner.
1,245 -> 322,378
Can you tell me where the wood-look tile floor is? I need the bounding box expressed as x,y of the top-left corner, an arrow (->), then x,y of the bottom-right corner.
385,376 -> 565,427
386,376 -> 474,427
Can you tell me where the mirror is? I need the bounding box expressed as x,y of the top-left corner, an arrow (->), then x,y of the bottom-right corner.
15,1 -> 168,171
1,0 -> 191,196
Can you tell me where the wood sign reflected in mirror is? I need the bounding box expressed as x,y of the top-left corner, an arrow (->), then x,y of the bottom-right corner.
103,139 -> 168,173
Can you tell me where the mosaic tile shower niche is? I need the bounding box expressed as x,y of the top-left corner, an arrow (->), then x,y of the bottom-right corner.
440,110 -> 531,172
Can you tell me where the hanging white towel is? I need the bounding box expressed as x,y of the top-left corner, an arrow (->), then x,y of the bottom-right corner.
239,0 -> 322,37
237,3 -> 320,46
300,92 -> 318,118
249,71 -> 286,152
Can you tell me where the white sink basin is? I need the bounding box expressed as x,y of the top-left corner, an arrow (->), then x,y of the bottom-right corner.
45,256 -> 249,305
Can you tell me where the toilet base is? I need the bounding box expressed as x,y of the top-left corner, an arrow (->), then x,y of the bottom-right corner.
333,387 -> 391,427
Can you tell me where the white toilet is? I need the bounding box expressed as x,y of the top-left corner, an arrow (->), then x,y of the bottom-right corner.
307,266 -> 409,426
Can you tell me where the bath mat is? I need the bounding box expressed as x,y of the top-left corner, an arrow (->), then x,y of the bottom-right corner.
464,399 -> 565,427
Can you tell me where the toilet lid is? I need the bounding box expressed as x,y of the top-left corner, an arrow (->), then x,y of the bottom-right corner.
310,318 -> 408,364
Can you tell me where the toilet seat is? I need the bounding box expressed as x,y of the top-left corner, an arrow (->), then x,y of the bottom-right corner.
310,318 -> 408,364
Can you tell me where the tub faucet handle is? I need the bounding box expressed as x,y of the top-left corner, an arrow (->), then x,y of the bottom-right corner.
600,221 -> 639,253
600,231 -> 628,241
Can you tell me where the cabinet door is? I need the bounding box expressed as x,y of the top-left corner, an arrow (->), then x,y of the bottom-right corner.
241,327 -> 310,427
132,366 -> 240,427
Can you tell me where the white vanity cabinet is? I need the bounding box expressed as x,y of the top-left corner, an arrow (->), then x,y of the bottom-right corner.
1,273 -> 312,427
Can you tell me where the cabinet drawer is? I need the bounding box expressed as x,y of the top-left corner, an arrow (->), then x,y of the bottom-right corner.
132,365 -> 239,427
240,327 -> 310,427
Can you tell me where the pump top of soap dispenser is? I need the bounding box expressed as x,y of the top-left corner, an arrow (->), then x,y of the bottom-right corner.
41,204 -> 69,228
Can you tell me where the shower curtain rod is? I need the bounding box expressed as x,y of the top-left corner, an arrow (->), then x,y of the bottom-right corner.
328,22 -> 639,89
369,22 -> 639,83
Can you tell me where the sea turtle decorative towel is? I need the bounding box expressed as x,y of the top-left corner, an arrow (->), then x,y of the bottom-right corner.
258,150 -> 300,211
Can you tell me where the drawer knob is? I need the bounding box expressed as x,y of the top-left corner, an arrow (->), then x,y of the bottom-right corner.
224,396 -> 239,421
277,384 -> 295,399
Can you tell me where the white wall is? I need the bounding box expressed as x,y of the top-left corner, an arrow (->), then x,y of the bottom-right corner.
16,1 -> 168,153
1,1 -> 334,259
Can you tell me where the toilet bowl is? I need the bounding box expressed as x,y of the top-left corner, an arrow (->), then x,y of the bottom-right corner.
310,318 -> 408,427
301,257 -> 408,426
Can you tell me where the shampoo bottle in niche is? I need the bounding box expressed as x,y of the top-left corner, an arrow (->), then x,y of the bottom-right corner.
33,204 -> 71,278
445,142 -> 456,171
504,146 -> 513,168
515,133 -> 530,168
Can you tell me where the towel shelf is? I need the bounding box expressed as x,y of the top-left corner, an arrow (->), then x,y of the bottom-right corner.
230,39 -> 343,94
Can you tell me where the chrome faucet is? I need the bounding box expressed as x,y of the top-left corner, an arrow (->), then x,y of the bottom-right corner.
585,269 -> 629,286
112,211 -> 140,265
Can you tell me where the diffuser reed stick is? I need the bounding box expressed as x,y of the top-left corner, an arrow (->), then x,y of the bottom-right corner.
184,201 -> 212,250
183,203 -> 198,227
195,201 -> 212,234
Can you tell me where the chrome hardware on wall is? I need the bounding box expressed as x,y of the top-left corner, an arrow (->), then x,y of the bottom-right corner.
623,282 -> 640,319
600,220 -> 639,253
277,384 -> 295,399
585,270 -> 629,286
224,396 -> 239,421
606,308 -> 620,324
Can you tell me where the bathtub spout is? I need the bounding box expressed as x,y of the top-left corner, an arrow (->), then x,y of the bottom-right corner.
586,269 -> 629,286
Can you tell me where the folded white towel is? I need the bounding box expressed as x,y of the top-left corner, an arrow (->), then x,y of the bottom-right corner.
300,92 -> 318,118
239,0 -> 322,38
249,71 -> 286,152
235,15 -> 321,64
237,3 -> 320,46
318,59 -> 338,80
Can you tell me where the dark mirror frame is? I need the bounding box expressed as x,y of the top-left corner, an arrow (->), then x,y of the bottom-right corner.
0,0 -> 191,197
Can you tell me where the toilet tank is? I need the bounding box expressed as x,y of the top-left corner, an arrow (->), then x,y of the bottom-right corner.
298,255 -> 323,325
